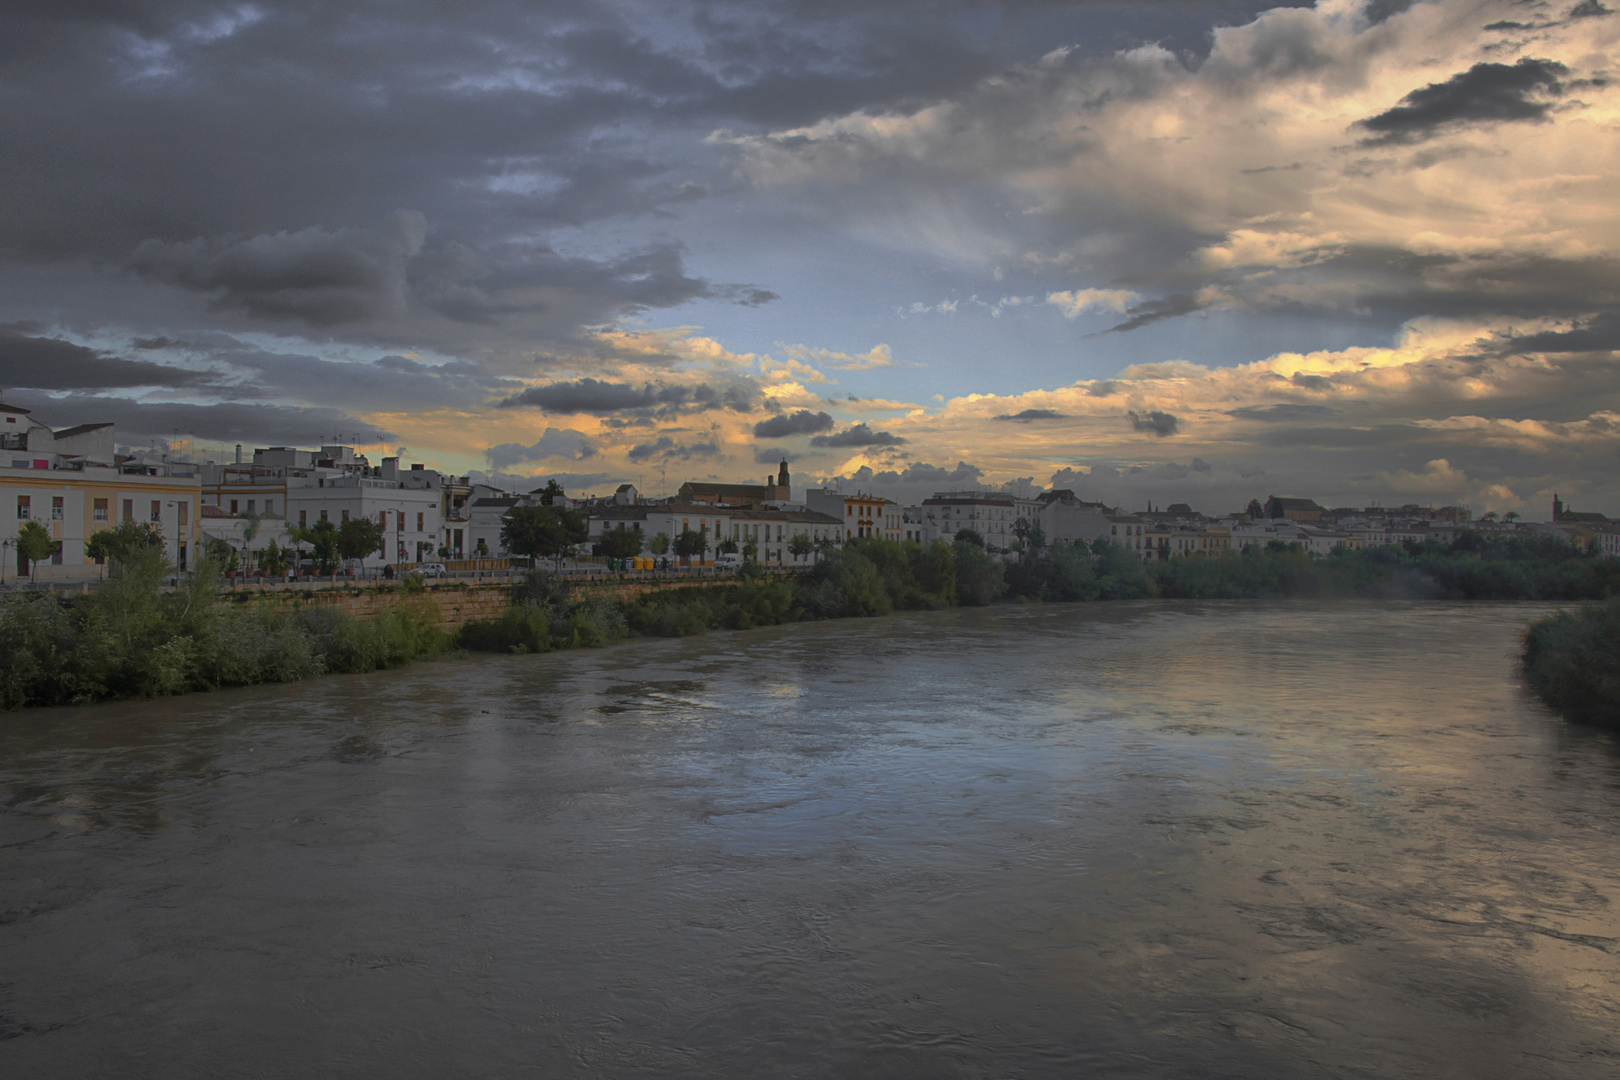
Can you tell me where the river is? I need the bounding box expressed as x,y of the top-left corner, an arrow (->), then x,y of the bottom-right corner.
2,601 -> 1618,1078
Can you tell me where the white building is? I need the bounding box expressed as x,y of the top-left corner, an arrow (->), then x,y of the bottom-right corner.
1036,490 -> 1112,547
918,491 -> 1028,556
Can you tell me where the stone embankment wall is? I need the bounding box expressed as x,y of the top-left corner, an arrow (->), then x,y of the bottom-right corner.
223,575 -> 741,630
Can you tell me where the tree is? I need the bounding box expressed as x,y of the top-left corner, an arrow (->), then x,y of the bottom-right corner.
475,538 -> 489,557
598,524 -> 644,560
15,520 -> 55,581
716,537 -> 739,555
1504,511 -> 1521,523
85,520 -> 164,575
290,519 -> 339,573
954,528 -> 985,548
953,537 -> 1006,606
337,516 -> 385,565
788,532 -> 814,562
537,479 -> 566,505
204,536 -> 240,574
502,504 -> 589,569
674,528 -> 708,561
260,538 -> 288,577
1246,499 -> 1265,520
648,531 -> 671,556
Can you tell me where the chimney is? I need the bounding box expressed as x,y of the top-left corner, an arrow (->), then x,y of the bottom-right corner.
234,443 -> 243,465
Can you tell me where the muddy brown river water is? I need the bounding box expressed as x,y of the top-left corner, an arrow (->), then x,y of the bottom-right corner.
2,601 -> 1618,1078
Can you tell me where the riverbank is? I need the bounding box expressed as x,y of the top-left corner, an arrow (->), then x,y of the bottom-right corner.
1522,599 -> 1620,729
4,533 -> 1615,711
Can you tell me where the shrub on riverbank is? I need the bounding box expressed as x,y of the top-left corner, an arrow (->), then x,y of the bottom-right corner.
0,548 -> 451,710
1000,535 -> 1620,604
1522,600 -> 1620,729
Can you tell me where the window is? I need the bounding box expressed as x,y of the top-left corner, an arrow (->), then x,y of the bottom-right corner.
378,511 -> 386,526
16,495 -> 29,519
230,499 -> 238,513
847,506 -> 853,516
341,509 -> 349,523
178,502 -> 188,530
247,500 -> 255,513
319,510 -> 328,522
299,510 -> 307,527
264,499 -> 274,515
51,496 -> 63,521
150,500 -> 161,523
93,498 -> 108,522
416,512 -> 423,532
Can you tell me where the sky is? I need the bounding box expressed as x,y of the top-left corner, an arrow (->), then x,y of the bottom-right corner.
1,0 -> 1617,516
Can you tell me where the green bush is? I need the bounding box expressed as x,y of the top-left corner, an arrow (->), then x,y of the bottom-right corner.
0,554 -> 450,710
1523,599 -> 1620,729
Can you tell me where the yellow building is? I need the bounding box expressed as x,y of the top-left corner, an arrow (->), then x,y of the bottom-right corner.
3,464 -> 201,581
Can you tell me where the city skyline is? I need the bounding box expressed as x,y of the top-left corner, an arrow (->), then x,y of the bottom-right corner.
3,0 -> 1618,515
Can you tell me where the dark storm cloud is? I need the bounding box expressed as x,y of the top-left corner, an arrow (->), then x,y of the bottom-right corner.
753,446 -> 799,463
1252,424 -> 1421,449
752,409 -> 834,438
1363,0 -> 1417,23
994,408 -> 1066,421
810,423 -> 905,448
1228,403 -> 1338,422
1127,410 -> 1179,437
0,1 -> 1031,351
483,427 -> 598,470
626,436 -> 720,463
0,322 -> 217,390
1356,58 -> 1571,146
1102,293 -> 1210,334
1504,310 -> 1620,353
1570,1 -> 1615,18
130,212 -> 427,327
4,390 -> 390,445
500,376 -> 759,415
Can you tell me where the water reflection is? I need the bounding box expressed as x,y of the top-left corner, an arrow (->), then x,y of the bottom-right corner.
1,601 -> 1618,1078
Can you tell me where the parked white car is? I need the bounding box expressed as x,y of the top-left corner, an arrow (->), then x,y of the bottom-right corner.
410,562 -> 449,578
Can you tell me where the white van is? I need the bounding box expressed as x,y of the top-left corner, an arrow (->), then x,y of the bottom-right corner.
715,552 -> 745,570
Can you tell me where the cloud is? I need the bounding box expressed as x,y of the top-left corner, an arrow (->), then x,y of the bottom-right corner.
130,211 -> 430,327
810,423 -> 906,448
1127,410 -> 1179,437
1046,289 -> 1138,318
1227,404 -> 1338,422
0,323 -> 219,390
1378,457 -> 1469,495
781,343 -> 893,371
1504,310 -> 1620,352
752,409 -> 834,438
627,436 -> 721,463
4,391 -> 391,446
482,427 -> 598,470
994,408 -> 1067,421
753,446 -> 799,464
500,377 -> 759,416
1356,58 -> 1572,146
